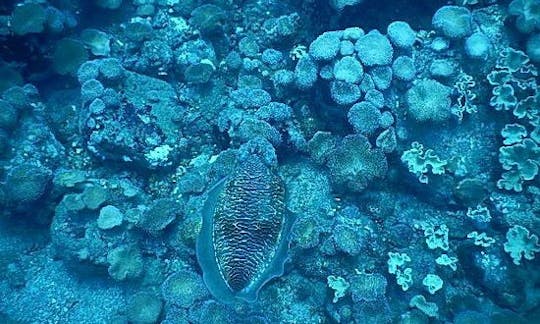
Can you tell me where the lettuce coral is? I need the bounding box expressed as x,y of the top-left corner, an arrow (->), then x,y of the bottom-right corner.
498,138 -> 540,192
401,142 -> 447,184
503,225 -> 540,265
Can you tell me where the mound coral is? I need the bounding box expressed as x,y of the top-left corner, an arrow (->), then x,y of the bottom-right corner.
406,79 -> 452,122
326,134 -> 387,192
508,0 -> 540,33
432,6 -> 472,39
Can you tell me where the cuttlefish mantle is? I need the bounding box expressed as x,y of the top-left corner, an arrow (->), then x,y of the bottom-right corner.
196,156 -> 295,304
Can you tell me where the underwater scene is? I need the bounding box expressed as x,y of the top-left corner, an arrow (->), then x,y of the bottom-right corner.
0,0 -> 540,323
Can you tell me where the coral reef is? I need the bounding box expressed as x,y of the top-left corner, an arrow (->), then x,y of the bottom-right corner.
0,0 -> 538,322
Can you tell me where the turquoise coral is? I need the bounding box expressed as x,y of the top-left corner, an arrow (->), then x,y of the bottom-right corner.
326,134 -> 388,192
422,274 -> 443,295
355,30 -> 394,66
467,231 -> 496,247
387,21 -> 416,48
2,0 -> 540,322
107,245 -> 144,281
309,31 -> 341,61
327,275 -> 350,303
410,295 -> 438,318
501,123 -> 528,145
11,3 -> 47,35
432,6 -> 472,39
498,138 -> 540,192
423,224 -> 450,251
435,254 -> 458,271
401,142 -> 447,184
406,79 -> 452,122
503,225 -> 540,265
388,252 -> 413,291
508,0 -> 540,33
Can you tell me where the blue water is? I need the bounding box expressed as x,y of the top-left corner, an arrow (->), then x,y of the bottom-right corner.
0,0 -> 539,323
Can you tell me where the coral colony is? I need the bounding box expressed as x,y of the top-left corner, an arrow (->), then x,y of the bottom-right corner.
0,0 -> 539,323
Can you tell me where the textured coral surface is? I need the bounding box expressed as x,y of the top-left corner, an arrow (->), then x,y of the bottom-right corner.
0,0 -> 539,322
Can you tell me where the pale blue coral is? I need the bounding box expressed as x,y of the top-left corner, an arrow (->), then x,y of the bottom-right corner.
355,30 -> 394,66
432,6 -> 472,39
